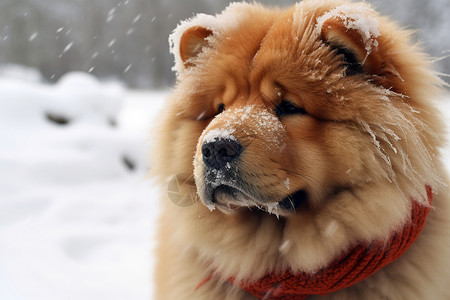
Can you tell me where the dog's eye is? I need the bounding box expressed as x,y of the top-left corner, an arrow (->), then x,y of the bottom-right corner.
275,100 -> 307,117
217,103 -> 225,115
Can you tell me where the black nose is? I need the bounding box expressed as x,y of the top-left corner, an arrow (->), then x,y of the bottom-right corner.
202,138 -> 242,169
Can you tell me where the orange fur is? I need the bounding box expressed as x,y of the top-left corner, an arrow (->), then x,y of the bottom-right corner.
152,1 -> 450,299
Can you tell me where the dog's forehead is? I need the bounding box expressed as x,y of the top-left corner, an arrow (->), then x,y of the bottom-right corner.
200,8 -> 324,87
178,0 -> 403,125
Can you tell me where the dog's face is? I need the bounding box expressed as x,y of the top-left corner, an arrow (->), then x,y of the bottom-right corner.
155,0 -> 443,277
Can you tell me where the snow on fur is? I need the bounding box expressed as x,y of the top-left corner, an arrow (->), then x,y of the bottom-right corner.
356,87 -> 446,204
203,128 -> 237,144
201,105 -> 286,150
316,3 -> 381,55
169,2 -> 250,76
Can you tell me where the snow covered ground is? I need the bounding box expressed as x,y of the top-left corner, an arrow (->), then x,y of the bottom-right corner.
0,69 -> 166,300
0,68 -> 449,300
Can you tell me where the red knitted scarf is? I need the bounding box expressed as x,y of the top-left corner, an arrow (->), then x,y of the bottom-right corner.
231,187 -> 433,299
196,187 -> 433,299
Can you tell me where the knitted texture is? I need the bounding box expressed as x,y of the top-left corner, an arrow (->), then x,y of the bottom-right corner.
231,187 -> 433,300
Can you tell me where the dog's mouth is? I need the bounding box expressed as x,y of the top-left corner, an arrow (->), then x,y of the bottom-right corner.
212,185 -> 240,202
210,184 -> 308,216
211,185 -> 256,212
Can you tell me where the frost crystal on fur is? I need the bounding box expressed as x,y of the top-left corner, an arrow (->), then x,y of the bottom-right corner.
284,178 -> 291,190
265,202 -> 281,218
316,4 -> 381,54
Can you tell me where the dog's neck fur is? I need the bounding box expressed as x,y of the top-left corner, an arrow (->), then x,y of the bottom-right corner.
222,186 -> 433,299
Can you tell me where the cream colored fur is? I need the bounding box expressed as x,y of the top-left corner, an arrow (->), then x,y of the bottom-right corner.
151,0 -> 450,299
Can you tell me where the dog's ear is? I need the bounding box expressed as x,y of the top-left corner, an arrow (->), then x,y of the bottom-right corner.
317,7 -> 382,76
179,26 -> 213,69
170,14 -> 217,75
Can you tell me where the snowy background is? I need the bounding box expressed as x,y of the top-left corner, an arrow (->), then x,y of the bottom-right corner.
0,0 -> 449,299
0,0 -> 448,88
0,68 -> 166,300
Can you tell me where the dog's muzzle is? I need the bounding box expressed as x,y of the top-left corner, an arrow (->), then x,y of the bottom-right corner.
195,128 -> 308,215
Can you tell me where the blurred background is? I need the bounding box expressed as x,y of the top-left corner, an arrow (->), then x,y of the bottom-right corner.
0,0 -> 449,88
0,1 -> 449,300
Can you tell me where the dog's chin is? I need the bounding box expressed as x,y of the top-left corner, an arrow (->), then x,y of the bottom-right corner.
208,185 -> 308,217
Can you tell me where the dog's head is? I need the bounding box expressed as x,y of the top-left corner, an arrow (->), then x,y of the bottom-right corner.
155,0 -> 444,277
164,0 -> 443,215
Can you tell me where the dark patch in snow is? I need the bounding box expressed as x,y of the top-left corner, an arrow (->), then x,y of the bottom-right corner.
108,118 -> 117,127
45,112 -> 70,125
122,155 -> 135,171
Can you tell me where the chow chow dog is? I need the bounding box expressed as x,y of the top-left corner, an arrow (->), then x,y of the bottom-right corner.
152,0 -> 450,299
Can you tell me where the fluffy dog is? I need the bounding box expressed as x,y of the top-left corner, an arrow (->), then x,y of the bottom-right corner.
152,0 -> 450,299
